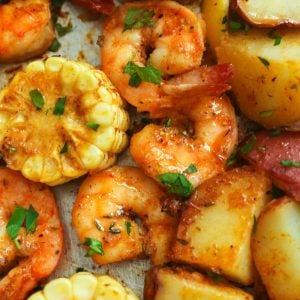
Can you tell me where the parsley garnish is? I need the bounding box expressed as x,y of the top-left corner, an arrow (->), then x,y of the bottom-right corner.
124,8 -> 155,31
123,61 -> 163,87
184,164 -> 197,174
30,89 -> 45,110
55,22 -> 73,37
280,159 -> 300,168
241,134 -> 256,154
258,56 -> 270,68
206,270 -> 224,283
53,96 -> 66,116
268,30 -> 282,46
226,145 -> 239,166
259,110 -> 274,118
52,0 -> 65,8
125,221 -> 131,235
108,223 -> 121,234
9,147 -> 17,153
86,122 -> 100,131
60,142 -> 68,154
6,205 -> 39,249
268,128 -> 281,137
164,118 -> 172,128
48,38 -> 61,52
84,237 -> 104,257
157,172 -> 193,198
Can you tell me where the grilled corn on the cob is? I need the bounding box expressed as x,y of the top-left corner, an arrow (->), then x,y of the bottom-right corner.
27,272 -> 139,300
0,58 -> 129,185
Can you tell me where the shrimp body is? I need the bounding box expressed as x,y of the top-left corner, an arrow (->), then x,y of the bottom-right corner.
0,0 -> 54,63
0,168 -> 63,300
72,166 -> 177,265
102,1 -> 205,112
130,95 -> 238,189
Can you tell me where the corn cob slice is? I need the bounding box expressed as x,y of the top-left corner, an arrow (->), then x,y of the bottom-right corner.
27,272 -> 139,300
0,57 -> 129,185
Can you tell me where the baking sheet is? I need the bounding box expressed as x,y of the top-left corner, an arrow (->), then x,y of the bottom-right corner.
0,2 -> 149,297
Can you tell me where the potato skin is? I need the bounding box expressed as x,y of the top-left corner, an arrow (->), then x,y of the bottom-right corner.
252,197 -> 300,300
144,266 -> 253,300
170,167 -> 271,285
202,0 -> 300,128
245,131 -> 300,200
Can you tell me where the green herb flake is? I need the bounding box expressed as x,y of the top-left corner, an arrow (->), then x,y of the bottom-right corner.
268,128 -> 281,137
60,142 -> 68,154
241,134 -> 257,154
226,145 -> 239,166
6,206 -> 27,242
52,0 -> 65,8
108,223 -> 121,234
184,164 -> 197,174
176,238 -> 189,245
125,220 -> 131,235
48,38 -> 61,52
280,159 -> 300,168
86,122 -> 100,131
228,20 -> 242,31
84,237 -> 104,257
124,8 -> 155,31
157,172 -> 194,198
55,22 -> 73,37
123,61 -> 163,87
221,15 -> 227,24
258,56 -> 270,67
259,110 -> 274,118
271,184 -> 285,199
9,147 -> 17,153
206,270 -> 224,283
53,96 -> 66,116
25,205 -> 39,234
29,89 -> 45,110
267,30 -> 282,46
164,118 -> 172,128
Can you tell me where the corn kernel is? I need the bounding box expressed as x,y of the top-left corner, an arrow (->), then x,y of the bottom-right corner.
76,71 -> 99,92
70,272 -> 97,300
45,57 -> 66,73
111,131 -> 128,153
97,86 -> 114,104
27,291 -> 46,300
88,103 -> 115,126
44,278 -> 73,300
22,156 -> 44,181
0,112 -> 8,124
95,276 -> 126,300
11,114 -> 25,124
96,153 -> 116,170
61,61 -> 82,94
112,108 -> 129,131
77,143 -> 105,169
81,92 -> 99,109
25,60 -> 45,73
40,157 -> 61,184
90,127 -> 115,152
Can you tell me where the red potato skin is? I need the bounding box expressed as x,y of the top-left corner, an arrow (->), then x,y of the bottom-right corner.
245,131 -> 300,200
71,0 -> 115,15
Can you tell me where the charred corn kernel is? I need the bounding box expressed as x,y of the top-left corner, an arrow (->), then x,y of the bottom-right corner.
25,60 -> 45,73
0,58 -> 129,185
27,291 -> 46,300
70,272 -> 97,300
45,57 -> 66,73
27,272 -> 139,300
44,278 -> 73,300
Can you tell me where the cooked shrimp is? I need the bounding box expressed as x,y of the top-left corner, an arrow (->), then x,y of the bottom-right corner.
0,0 -> 54,63
0,168 -> 63,300
130,95 -> 238,189
101,1 -> 206,113
72,166 -> 177,265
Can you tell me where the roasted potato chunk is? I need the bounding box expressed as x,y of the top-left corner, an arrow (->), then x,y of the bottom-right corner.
144,266 -> 253,300
202,0 -> 300,128
252,197 -> 300,300
170,167 -> 271,285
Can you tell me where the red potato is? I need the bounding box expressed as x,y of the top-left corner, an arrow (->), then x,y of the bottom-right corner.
245,131 -> 300,200
71,0 -> 115,15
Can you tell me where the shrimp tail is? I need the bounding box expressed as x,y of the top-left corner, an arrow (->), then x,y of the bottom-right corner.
161,64 -> 234,98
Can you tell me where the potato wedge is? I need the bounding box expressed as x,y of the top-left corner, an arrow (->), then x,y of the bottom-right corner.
202,0 -> 300,128
144,266 -> 253,300
232,0 -> 300,28
252,197 -> 300,300
170,167 -> 271,285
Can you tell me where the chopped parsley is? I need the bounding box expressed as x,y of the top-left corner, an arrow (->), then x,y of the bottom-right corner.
60,142 -> 68,154
184,164 -> 197,174
267,30 -> 282,46
9,147 -> 17,153
258,56 -> 270,68
241,134 -> 257,154
84,238 -> 104,257
226,145 -> 239,166
86,122 -> 100,131
52,0 -> 65,8
206,270 -> 224,283
48,38 -> 61,52
6,205 -> 39,249
280,159 -> 300,168
125,221 -> 131,235
124,8 -> 155,31
108,223 -> 121,234
53,96 -> 66,116
259,110 -> 274,118
164,118 -> 172,128
55,22 -> 73,37
268,128 -> 281,137
157,172 -> 193,198
222,15 -> 250,32
30,89 -> 45,110
123,61 -> 163,87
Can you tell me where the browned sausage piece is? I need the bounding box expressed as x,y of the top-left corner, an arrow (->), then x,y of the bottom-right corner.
71,0 -> 115,15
